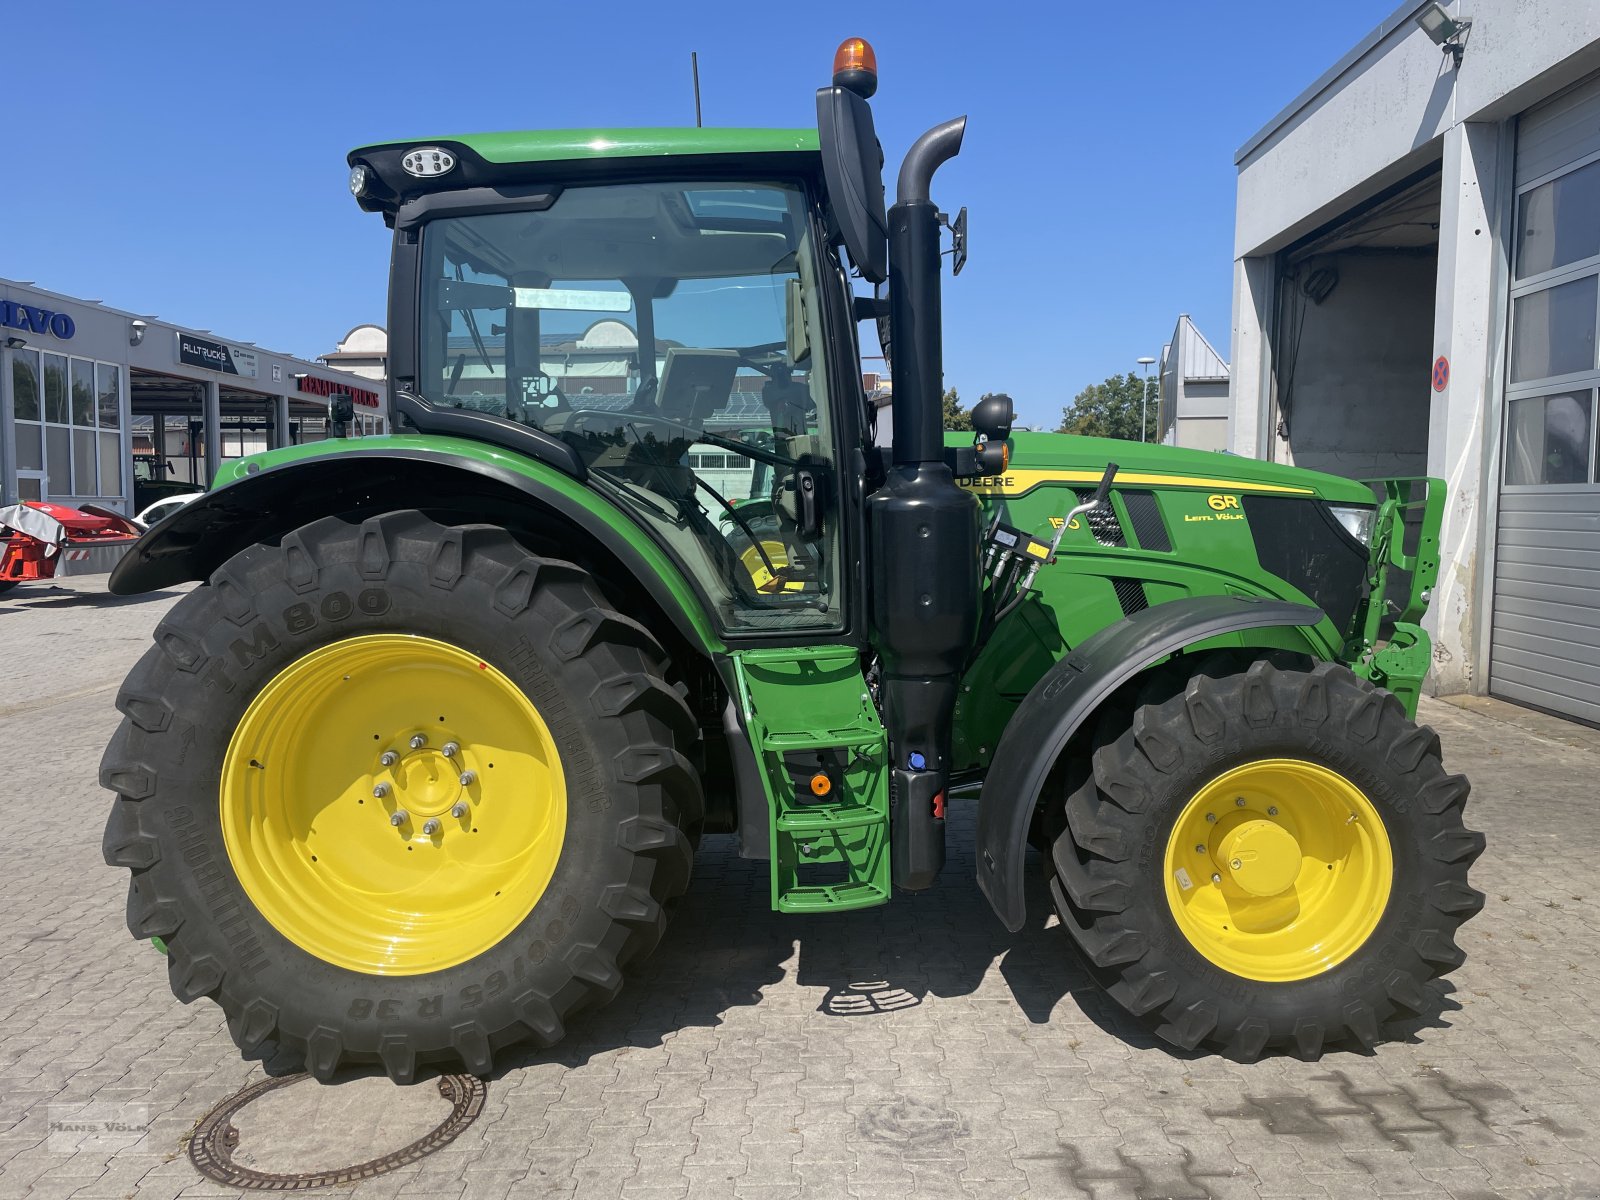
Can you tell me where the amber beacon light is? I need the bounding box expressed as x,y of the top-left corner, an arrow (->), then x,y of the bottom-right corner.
832,37 -> 878,98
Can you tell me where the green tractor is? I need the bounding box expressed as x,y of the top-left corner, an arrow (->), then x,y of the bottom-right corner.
101,40 -> 1483,1081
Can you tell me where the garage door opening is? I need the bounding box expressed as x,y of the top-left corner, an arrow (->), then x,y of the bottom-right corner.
1270,168 -> 1442,480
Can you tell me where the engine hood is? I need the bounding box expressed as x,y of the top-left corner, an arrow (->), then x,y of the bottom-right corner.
952,431 -> 1378,506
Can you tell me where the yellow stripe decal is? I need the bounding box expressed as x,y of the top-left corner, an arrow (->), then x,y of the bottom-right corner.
956,469 -> 1316,497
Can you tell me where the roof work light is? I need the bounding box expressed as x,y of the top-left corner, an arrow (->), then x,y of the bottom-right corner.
833,37 -> 878,98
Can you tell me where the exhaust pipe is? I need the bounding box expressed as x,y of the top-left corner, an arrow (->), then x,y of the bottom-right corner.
870,115 -> 979,891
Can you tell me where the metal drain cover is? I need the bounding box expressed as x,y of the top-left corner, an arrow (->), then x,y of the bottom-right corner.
188,1072 -> 487,1190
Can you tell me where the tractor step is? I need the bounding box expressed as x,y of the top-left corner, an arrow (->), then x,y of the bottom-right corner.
731,646 -> 890,913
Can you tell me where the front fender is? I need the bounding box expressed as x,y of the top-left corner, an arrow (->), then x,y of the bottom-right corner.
974,594 -> 1324,932
111,437 -> 722,655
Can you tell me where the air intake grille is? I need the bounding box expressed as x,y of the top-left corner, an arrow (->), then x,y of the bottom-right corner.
1121,490 -> 1171,551
1076,490 -> 1126,547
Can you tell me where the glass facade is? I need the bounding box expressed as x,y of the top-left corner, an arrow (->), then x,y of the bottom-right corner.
8,348 -> 125,503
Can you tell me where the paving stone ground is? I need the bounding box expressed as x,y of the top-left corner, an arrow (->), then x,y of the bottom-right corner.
2,576 -> 1598,1199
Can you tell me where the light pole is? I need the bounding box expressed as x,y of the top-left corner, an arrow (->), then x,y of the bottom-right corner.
1136,356 -> 1156,443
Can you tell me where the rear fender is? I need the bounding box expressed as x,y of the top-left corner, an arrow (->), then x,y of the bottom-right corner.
110,443 -> 722,656
975,594 -> 1324,932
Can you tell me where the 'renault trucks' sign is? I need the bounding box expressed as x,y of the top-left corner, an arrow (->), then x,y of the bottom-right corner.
298,373 -> 382,409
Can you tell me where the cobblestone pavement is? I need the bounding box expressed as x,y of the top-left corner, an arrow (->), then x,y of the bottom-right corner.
3,576 -> 1599,1199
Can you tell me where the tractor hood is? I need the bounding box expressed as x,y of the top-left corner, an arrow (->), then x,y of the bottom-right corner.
955,431 -> 1378,506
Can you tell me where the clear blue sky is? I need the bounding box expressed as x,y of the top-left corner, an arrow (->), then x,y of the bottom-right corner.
6,1 -> 1395,430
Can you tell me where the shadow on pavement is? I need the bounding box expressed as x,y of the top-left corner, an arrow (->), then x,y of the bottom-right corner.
255,805 -> 1461,1086
8,587 -> 183,609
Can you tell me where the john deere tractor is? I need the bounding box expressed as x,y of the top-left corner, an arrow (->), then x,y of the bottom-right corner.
101,40 -> 1483,1081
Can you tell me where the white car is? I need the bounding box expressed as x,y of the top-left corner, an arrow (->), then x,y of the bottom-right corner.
135,492 -> 203,530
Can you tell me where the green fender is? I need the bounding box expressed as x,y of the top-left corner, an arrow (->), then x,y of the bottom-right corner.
974,594 -> 1327,932
112,435 -> 723,656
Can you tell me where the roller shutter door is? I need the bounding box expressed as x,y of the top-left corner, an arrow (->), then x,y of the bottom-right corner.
1489,76 -> 1600,724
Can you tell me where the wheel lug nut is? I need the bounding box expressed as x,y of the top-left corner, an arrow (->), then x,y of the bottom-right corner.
390,810 -> 408,827
409,734 -> 427,750
1267,806 -> 1279,816
372,783 -> 391,799
1211,873 -> 1222,884
442,741 -> 460,759
1230,858 -> 1243,870
1205,813 -> 1217,824
422,818 -> 441,835
379,751 -> 399,767
451,802 -> 469,819
1194,843 -> 1206,854
1236,797 -> 1247,807
459,770 -> 477,786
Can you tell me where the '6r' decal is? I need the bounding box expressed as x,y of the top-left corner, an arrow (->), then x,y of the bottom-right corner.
282,588 -> 391,633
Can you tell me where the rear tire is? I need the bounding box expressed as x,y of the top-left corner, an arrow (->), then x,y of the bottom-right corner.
1050,659 -> 1484,1060
101,510 -> 702,1082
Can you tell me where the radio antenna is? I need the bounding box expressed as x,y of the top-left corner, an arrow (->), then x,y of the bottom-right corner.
692,52 -> 703,127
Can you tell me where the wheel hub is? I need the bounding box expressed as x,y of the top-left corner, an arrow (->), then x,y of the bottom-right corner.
387,747 -> 466,819
1217,819 -> 1302,896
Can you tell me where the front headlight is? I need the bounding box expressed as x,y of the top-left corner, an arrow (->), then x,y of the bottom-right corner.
348,164 -> 371,199
1327,504 -> 1375,546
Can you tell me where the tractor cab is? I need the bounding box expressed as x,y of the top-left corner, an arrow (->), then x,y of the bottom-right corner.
386,172 -> 850,630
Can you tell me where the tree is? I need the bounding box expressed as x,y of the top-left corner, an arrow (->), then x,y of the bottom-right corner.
1057,371 -> 1158,441
942,388 -> 973,431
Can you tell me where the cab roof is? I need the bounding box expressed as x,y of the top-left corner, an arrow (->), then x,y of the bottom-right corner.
347,128 -> 821,218
352,127 -> 819,164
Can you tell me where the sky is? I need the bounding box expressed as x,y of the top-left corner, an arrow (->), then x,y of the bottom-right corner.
5,1 -> 1400,431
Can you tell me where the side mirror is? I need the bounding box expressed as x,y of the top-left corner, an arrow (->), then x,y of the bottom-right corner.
816,86 -> 888,285
972,393 -> 1014,441
330,392 -> 355,438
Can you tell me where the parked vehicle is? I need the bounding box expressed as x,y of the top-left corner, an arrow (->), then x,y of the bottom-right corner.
101,39 -> 1483,1081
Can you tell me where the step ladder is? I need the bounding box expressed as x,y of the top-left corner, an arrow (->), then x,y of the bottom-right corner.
731,645 -> 890,912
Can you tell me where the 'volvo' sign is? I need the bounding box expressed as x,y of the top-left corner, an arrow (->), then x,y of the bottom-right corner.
177,332 -> 259,378
1,300 -> 75,340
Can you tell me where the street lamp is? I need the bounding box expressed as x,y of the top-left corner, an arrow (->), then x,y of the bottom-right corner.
1136,356 -> 1156,443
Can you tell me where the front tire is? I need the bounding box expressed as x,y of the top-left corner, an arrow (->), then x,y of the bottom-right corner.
101,511 -> 702,1082
1050,660 -> 1484,1060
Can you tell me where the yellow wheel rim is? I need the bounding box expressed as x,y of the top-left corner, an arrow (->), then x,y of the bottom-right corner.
221,634 -> 566,976
1162,758 -> 1392,982
740,540 -> 805,593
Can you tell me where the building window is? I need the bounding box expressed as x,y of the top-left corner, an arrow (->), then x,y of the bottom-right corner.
23,352 -> 123,501
11,350 -> 44,483
1509,275 -> 1597,383
1504,391 -> 1594,485
1506,153 -> 1600,487
1517,157 -> 1600,280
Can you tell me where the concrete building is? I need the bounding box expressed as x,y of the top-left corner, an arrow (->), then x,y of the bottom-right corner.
2,279 -> 386,516
1229,0 -> 1600,724
319,324 -> 389,382
1157,314 -> 1231,450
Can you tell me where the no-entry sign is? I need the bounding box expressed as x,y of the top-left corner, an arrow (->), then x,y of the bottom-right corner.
1432,355 -> 1450,392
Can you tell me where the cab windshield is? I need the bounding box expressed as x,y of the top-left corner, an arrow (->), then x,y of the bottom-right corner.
418,179 -> 841,634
